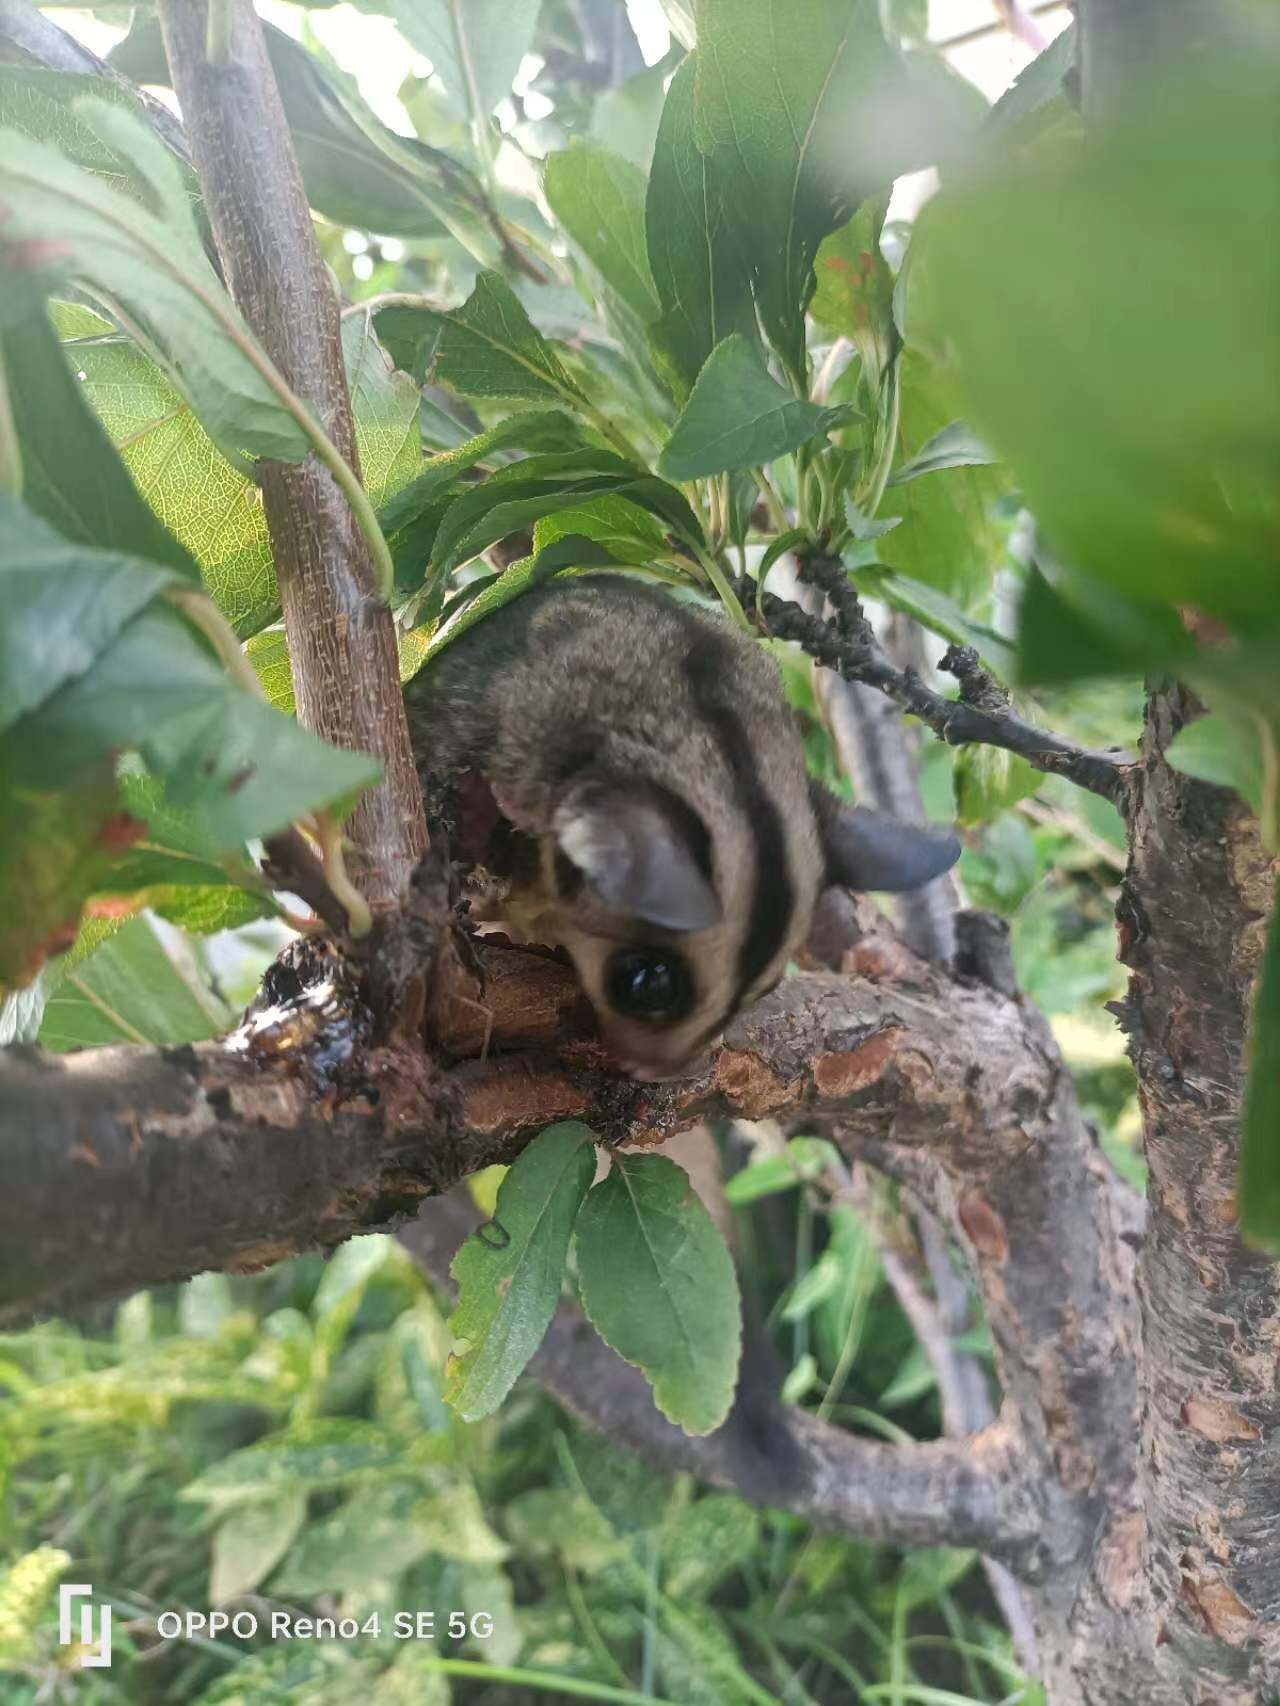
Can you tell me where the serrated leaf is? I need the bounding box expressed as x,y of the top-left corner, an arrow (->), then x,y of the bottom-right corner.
445,1121 -> 597,1422
532,495 -> 667,562
645,57 -> 757,401
658,334 -> 851,479
2,301 -> 199,581
60,305 -> 423,636
981,21 -> 1079,152
210,1493 -> 307,1604
0,63 -> 197,208
426,270 -> 588,406
575,1152 -> 741,1435
1241,897 -> 1280,1251
545,144 -> 660,324
888,421 -> 998,484
0,102 -> 308,462
38,914 -> 230,1050
418,539 -> 617,663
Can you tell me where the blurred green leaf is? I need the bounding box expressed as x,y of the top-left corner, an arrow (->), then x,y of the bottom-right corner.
919,48 -> 1280,626
2,302 -> 200,582
181,1420 -> 406,1507
888,421 -> 997,485
545,144 -> 660,323
272,1484 -> 434,1595
445,1121 -> 597,1421
575,1152 -> 742,1436
591,52 -> 677,169
210,1493 -> 307,1603
661,1496 -> 760,1601
1166,713 -> 1266,818
380,0 -> 540,121
811,192 -> 897,390
875,351 -> 1009,609
658,334 -> 852,480
645,56 -> 757,401
112,16 -> 501,259
954,744 -> 1041,827
38,914 -> 230,1050
0,102 -> 309,463
724,1137 -> 839,1204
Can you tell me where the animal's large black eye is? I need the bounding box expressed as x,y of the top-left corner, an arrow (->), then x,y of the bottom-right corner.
604,948 -> 694,1024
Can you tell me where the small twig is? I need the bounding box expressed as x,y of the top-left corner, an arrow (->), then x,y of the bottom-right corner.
760,566 -> 1131,805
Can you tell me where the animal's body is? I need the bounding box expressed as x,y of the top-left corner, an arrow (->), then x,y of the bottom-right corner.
405,574 -> 957,1078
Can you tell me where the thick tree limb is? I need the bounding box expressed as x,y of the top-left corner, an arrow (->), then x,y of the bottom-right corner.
760,581 -> 1131,804
399,1193 -> 1042,1566
158,0 -> 426,908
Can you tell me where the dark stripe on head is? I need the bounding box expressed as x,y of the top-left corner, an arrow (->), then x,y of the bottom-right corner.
679,621 -> 794,1010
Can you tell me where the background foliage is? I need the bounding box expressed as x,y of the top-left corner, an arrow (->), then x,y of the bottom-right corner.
2,0 -> 1275,1697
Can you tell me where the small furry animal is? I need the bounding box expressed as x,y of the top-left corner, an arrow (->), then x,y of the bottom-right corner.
405,574 -> 959,1079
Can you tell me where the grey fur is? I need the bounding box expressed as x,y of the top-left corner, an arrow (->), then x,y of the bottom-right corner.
405,575 -> 956,1077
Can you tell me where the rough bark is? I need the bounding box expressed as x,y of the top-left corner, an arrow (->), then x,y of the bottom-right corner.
1120,687 -> 1279,1701
158,0 -> 426,908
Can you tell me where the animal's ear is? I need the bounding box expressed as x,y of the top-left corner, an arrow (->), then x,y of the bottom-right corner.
810,780 -> 961,893
553,778 -> 722,932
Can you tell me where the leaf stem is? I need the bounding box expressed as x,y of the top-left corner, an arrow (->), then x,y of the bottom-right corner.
856,356 -> 902,518
0,340 -> 23,499
692,543 -> 750,632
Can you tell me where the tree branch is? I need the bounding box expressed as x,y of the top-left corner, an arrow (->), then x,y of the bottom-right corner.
157,0 -> 426,908
760,570 -> 1131,804
398,1193 -> 1043,1567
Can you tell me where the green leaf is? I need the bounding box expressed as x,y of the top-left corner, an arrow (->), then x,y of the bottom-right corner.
0,499 -> 379,848
981,21 -> 1079,152
545,144 -> 661,324
661,1496 -> 760,1601
1016,562 -> 1195,686
645,56 -> 757,401
0,63 -> 197,210
445,1121 -> 597,1421
181,1421 -> 406,1508
271,1484 -> 434,1596
875,350 -> 1009,609
953,744 -> 1041,828
111,16 -> 501,260
723,1137 -> 840,1204
591,52 -> 677,170
659,335 -> 851,480
533,495 -> 667,562
2,303 -> 200,582
888,421 -> 997,484
210,1493 -> 307,1604
59,304 -> 421,636
38,914 -> 230,1050
0,102 -> 309,462
811,192 -> 897,390
917,48 -> 1280,625
1241,896 -> 1280,1251
1166,714 -> 1265,817
383,0 -> 541,121
575,1152 -> 742,1436
418,538 -> 617,663
426,270 -> 589,406
859,565 -> 1019,681
693,0 -> 906,379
